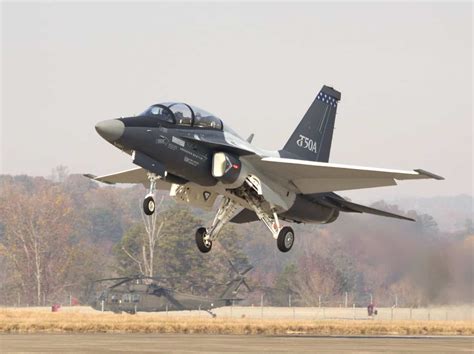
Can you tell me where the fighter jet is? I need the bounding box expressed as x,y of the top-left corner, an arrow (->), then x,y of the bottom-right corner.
86,85 -> 443,253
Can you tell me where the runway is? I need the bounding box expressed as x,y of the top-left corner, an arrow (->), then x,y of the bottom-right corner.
1,334 -> 472,353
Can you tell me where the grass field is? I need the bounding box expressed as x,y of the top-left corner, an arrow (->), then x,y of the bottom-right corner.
1,307 -> 472,335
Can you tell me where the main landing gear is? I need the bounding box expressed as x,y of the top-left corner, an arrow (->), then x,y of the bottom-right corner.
195,184 -> 295,253
143,173 -> 159,216
195,197 -> 238,253
250,203 -> 294,253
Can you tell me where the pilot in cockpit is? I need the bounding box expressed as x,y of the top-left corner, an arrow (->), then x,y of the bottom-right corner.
174,111 -> 185,124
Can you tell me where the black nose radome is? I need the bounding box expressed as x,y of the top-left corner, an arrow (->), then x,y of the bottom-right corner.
95,119 -> 125,142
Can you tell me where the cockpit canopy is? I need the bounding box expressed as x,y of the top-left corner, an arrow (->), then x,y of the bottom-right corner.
141,102 -> 223,130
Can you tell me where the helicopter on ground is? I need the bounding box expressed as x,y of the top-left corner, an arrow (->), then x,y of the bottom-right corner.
89,261 -> 252,316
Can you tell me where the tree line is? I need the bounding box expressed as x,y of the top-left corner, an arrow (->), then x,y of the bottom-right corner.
0,169 -> 472,307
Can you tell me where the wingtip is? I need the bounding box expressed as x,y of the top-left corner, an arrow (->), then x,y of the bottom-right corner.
414,169 -> 444,180
83,173 -> 97,180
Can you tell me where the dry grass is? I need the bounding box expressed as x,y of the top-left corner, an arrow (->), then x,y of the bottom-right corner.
0,308 -> 472,335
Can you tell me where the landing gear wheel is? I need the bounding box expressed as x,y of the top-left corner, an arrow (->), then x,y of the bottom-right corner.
143,196 -> 155,215
277,226 -> 294,252
195,227 -> 212,253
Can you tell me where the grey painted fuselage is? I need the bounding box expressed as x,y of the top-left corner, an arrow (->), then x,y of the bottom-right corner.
93,86 -> 438,231
105,112 -> 338,225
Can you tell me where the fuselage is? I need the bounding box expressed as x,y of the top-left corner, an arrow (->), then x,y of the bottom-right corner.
92,88 -> 442,254
95,102 -> 339,225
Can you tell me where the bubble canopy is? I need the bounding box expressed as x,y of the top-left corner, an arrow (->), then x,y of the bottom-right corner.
141,102 -> 223,130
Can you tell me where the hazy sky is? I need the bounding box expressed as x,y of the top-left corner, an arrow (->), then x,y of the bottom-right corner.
1,2 -> 472,201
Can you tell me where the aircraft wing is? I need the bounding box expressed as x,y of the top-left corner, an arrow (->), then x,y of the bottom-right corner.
84,167 -> 171,190
257,157 -> 443,194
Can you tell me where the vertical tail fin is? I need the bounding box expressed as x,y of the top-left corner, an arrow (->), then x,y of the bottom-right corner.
282,85 -> 341,162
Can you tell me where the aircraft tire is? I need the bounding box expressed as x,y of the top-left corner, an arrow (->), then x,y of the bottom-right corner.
143,196 -> 155,215
277,226 -> 294,252
195,227 -> 212,253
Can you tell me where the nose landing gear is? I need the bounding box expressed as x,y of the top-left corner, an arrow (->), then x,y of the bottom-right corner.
143,173 -> 159,216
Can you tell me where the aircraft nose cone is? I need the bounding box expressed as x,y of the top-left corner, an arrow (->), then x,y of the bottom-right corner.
95,119 -> 125,142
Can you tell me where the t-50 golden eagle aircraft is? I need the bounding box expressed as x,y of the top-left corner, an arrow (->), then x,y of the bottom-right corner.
86,85 -> 443,253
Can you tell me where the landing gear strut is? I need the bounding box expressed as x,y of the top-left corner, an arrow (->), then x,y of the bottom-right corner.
143,173 -> 159,216
195,197 -> 238,253
253,207 -> 294,253
194,177 -> 296,253
239,178 -> 295,253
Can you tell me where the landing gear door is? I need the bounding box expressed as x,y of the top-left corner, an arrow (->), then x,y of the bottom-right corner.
170,183 -> 217,210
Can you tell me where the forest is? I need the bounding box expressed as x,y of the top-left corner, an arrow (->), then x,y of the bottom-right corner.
0,167 -> 472,308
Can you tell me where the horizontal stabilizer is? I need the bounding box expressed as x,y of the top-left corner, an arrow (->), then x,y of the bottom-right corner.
325,195 -> 415,221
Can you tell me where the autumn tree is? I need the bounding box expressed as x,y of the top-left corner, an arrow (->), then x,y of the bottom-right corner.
115,204 -> 252,296
269,263 -> 298,306
0,179 -> 80,305
1,173 -> 470,307
114,198 -> 164,277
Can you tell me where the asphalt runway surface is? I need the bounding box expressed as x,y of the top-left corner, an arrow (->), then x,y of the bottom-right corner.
1,334 -> 473,353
